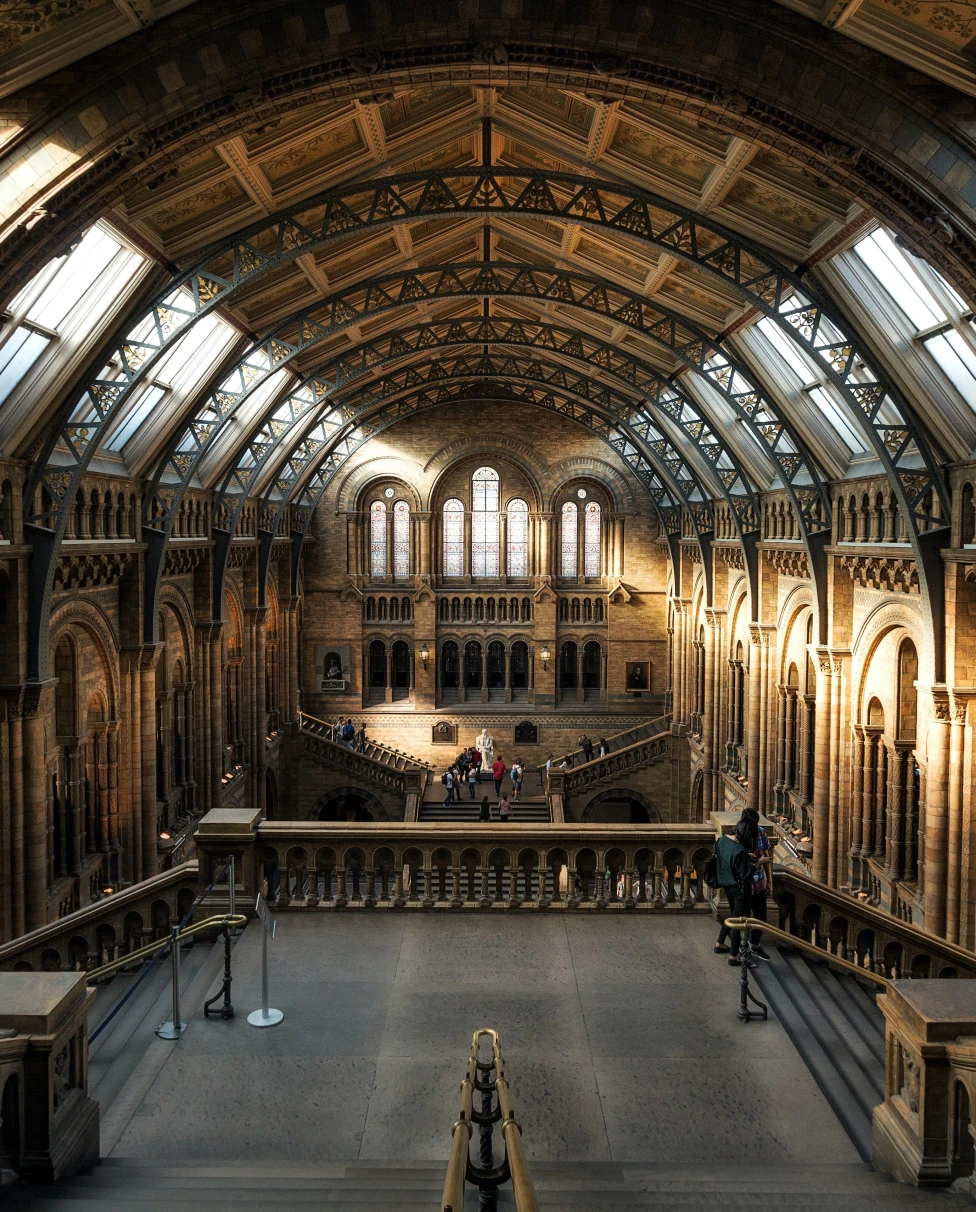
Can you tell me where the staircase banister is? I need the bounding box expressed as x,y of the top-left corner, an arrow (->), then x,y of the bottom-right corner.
535,713 -> 672,774
725,915 -> 887,987
0,862 -> 199,967
298,709 -> 434,769
774,867 -> 976,976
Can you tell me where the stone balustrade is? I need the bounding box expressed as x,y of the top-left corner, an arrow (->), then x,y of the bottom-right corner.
193,811 -> 715,911
773,867 -> 976,980
873,981 -> 976,1190
0,864 -> 199,974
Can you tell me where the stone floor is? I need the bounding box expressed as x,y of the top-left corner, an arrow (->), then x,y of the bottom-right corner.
106,914 -> 859,1166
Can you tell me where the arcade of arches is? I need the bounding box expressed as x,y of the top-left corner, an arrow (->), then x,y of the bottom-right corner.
6,0 -> 976,962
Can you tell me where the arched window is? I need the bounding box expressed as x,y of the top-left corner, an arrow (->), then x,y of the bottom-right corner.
443,499 -> 464,577
472,467 -> 499,577
584,502 -> 601,577
898,639 -> 919,741
370,501 -> 386,578
560,640 -> 578,689
561,502 -> 578,577
507,498 -> 528,576
393,500 -> 410,577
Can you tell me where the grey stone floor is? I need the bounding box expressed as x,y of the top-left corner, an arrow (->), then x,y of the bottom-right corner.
107,913 -> 859,1166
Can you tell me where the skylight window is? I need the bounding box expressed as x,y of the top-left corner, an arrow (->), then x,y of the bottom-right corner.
106,385 -> 167,452
26,226 -> 128,331
853,229 -> 944,330
756,317 -> 816,383
0,327 -> 50,407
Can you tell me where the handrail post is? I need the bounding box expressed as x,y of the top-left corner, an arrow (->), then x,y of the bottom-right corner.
155,925 -> 187,1039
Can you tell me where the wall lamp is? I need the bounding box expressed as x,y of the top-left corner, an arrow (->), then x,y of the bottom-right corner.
540,644 -> 550,671
420,641 -> 430,670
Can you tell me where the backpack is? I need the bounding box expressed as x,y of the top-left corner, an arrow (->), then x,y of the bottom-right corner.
703,848 -> 721,889
441,772 -> 448,786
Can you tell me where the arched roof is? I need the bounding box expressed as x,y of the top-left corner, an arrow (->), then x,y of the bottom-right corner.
2,3 -> 976,678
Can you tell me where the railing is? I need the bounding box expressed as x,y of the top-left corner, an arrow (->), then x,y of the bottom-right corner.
548,728 -> 671,799
537,713 -> 671,775
773,867 -> 976,979
299,710 -> 432,771
441,1028 -> 537,1212
0,862 -> 199,973
203,821 -> 715,911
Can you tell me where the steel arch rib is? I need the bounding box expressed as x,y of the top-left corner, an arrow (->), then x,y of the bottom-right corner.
25,168 -> 943,531
214,329 -> 761,541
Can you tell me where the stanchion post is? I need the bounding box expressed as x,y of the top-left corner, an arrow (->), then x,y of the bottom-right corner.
156,926 -> 187,1039
247,892 -> 283,1028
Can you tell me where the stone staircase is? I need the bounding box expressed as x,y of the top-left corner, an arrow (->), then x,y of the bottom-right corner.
5,1157 -> 972,1211
752,944 -> 887,1162
419,797 -> 551,822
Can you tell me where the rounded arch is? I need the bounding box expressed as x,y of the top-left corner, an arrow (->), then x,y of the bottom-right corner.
540,459 -> 632,513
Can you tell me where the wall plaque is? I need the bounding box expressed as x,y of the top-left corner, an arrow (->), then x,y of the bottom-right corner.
514,720 -> 538,744
314,644 -> 351,692
432,721 -> 457,744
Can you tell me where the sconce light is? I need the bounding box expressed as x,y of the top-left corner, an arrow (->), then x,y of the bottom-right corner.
420,641 -> 430,670
540,644 -> 551,671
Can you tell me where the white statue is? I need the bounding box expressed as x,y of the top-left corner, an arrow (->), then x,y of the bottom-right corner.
476,728 -> 494,768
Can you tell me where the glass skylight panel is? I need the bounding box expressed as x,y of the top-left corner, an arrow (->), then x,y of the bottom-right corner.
853,229 -> 944,330
26,226 -> 125,330
0,326 -> 49,406
806,386 -> 866,454
923,329 -> 976,412
151,309 -> 225,382
106,384 -> 166,452
756,317 -> 815,383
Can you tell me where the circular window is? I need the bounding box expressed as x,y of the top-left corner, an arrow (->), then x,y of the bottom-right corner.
576,488 -> 587,499
384,487 -> 395,498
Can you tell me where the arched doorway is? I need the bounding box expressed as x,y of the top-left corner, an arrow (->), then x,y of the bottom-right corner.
511,641 -> 529,700
464,641 -> 482,696
559,640 -> 577,704
391,640 -> 410,701
582,641 -> 602,701
440,640 -> 459,705
487,641 -> 505,699
368,640 -> 387,704
315,788 -> 384,822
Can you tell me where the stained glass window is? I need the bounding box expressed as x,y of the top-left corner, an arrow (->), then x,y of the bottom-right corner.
561,501 -> 578,577
370,500 -> 386,578
472,466 -> 499,577
584,501 -> 601,577
507,498 -> 528,577
443,498 -> 464,576
393,500 -> 410,577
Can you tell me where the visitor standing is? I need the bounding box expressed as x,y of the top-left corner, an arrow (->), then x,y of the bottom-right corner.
492,755 -> 506,796
742,807 -> 771,958
479,796 -> 491,822
355,723 -> 367,753
598,736 -> 609,758
712,819 -> 757,966
467,764 -> 478,800
498,794 -> 512,822
511,759 -> 523,802
442,766 -> 455,807
472,747 -> 482,779
580,734 -> 594,762
341,718 -> 355,747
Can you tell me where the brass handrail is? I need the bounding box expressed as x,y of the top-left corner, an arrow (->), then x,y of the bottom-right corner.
440,1027 -> 538,1212
725,916 -> 887,987
85,913 -> 247,981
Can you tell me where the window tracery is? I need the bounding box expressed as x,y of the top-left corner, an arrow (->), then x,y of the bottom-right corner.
443,499 -> 464,577
370,501 -> 387,578
472,467 -> 499,577
507,498 -> 528,577
393,500 -> 410,578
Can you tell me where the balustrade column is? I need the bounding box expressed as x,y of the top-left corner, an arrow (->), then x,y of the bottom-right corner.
849,728 -> 865,887
946,697 -> 968,944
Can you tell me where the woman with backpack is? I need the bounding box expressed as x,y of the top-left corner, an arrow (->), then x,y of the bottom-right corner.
709,817 -> 757,966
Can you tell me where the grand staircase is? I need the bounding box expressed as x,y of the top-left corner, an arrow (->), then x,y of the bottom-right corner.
6,1157 -> 972,1211
752,944 -> 886,1162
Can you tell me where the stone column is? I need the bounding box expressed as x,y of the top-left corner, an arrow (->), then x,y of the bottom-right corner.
702,610 -> 721,812
785,689 -> 798,793
774,686 -> 788,808
849,726 -> 865,889
746,625 -> 764,813
209,626 -> 224,805
923,692 -> 951,937
417,511 -> 431,577
499,510 -> 508,579
539,513 -> 552,577
23,683 -> 54,930
885,744 -> 908,885
463,510 -> 472,578
139,647 -> 161,881
946,696 -> 967,945
286,603 -> 299,721
346,512 -> 360,578
811,650 -> 832,884
613,516 -> 625,577
873,740 -> 888,860
799,695 -> 815,814
250,607 -> 268,814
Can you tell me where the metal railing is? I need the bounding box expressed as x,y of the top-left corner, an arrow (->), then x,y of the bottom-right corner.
441,1028 -> 537,1212
536,713 -> 671,777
